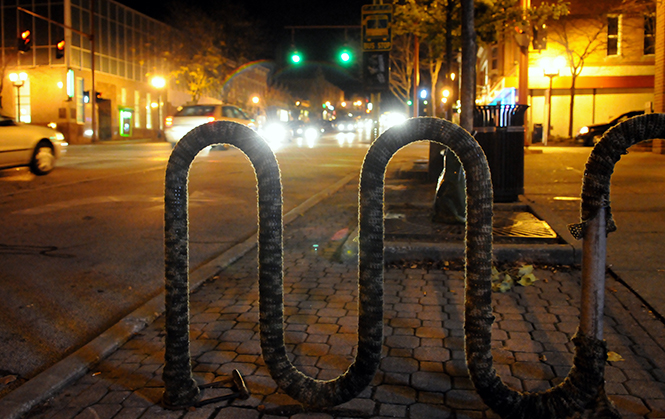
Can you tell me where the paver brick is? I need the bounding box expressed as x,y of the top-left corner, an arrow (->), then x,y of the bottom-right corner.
20,176 -> 665,419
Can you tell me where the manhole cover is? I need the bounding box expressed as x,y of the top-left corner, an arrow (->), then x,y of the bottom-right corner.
493,212 -> 557,238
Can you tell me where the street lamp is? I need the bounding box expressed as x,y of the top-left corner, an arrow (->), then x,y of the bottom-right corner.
151,76 -> 166,136
9,72 -> 28,122
540,56 -> 566,145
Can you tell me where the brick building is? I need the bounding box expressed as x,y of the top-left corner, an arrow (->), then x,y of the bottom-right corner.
478,0 -> 656,142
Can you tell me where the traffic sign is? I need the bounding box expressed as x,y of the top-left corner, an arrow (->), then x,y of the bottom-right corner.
361,4 -> 392,52
363,51 -> 390,92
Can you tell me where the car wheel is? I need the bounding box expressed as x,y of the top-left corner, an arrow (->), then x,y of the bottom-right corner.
30,141 -> 56,175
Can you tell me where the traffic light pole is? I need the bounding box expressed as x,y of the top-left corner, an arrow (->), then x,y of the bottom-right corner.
18,5 -> 98,142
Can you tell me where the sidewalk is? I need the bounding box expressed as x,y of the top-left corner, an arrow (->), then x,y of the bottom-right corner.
7,172 -> 665,418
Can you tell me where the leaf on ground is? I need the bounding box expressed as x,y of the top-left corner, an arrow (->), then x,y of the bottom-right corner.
491,266 -> 501,281
607,351 -> 624,362
499,281 -> 513,293
0,375 -> 17,385
518,264 -> 534,276
518,273 -> 538,286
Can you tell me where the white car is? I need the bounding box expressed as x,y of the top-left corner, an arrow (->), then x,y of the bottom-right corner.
0,115 -> 66,175
164,104 -> 256,146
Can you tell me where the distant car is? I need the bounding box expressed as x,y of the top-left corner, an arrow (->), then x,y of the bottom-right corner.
289,120 -> 324,140
576,110 -> 645,146
164,104 -> 256,146
0,115 -> 66,175
333,117 -> 358,133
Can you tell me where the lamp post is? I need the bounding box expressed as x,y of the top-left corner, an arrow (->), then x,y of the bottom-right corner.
151,76 -> 166,137
9,72 -> 28,122
541,56 -> 565,145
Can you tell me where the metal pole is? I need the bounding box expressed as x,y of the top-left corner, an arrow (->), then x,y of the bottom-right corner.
413,35 -> 419,118
16,86 -> 21,121
545,75 -> 553,146
90,0 -> 97,142
580,208 -> 607,340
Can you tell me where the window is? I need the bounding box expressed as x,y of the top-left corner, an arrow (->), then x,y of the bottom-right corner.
146,93 -> 152,129
644,14 -> 656,55
491,46 -> 499,71
76,77 -> 85,124
134,91 -> 140,128
607,15 -> 621,56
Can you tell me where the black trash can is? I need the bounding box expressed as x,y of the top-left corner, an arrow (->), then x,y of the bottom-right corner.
532,123 -> 543,144
473,105 -> 528,202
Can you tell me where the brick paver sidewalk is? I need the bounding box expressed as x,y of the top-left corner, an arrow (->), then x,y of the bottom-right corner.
23,182 -> 665,419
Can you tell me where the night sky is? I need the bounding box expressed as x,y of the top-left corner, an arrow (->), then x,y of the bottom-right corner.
119,0 -> 371,93
119,0 -> 369,61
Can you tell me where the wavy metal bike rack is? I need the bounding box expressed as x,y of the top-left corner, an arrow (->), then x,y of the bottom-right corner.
161,116 -> 664,417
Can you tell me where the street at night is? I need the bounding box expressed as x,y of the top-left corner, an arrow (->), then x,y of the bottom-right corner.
0,131 -> 392,396
3,0 -> 665,416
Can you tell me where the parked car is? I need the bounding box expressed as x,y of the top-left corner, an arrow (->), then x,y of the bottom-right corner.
0,115 -> 66,175
164,104 -> 256,146
576,110 -> 645,146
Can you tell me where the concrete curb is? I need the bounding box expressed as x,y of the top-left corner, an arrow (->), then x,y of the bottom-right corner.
384,195 -> 583,266
0,172 -> 358,419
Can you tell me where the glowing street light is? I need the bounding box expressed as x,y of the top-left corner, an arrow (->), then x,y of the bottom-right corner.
151,76 -> 166,133
9,72 -> 28,122
540,56 -> 566,145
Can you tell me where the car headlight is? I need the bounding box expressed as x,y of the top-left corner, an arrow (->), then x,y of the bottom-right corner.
578,126 -> 589,135
304,127 -> 319,140
53,132 -> 65,141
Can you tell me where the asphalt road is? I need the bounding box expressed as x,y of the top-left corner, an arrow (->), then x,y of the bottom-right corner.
0,131 -> 429,398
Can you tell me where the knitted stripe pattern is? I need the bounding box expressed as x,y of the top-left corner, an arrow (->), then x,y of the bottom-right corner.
161,116 -> 628,415
569,113 -> 665,239
163,121 -> 279,407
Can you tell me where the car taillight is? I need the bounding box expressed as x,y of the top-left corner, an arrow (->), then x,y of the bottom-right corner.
165,116 -> 173,127
207,117 -> 216,123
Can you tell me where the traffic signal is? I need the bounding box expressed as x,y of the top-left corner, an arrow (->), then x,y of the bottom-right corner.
18,29 -> 31,53
362,51 -> 389,92
338,47 -> 353,65
290,50 -> 303,64
513,21 -> 530,48
55,39 -> 65,59
532,23 -> 547,50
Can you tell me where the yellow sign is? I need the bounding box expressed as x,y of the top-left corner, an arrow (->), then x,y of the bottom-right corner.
361,4 -> 392,52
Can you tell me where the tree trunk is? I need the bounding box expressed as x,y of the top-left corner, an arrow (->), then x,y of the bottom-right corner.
568,75 -> 577,138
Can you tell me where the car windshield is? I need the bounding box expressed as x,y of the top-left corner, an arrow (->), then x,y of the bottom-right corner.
223,106 -> 250,120
177,106 -> 216,117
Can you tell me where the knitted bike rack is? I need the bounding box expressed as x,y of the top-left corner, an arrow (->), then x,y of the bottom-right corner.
161,116 -> 661,416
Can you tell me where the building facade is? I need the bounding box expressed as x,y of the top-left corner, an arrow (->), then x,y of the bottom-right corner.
1,0 -> 269,144
478,0 -> 656,142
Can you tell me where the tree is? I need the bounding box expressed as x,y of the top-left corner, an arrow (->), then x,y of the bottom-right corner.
161,2 -> 266,104
548,14 -> 606,137
389,33 -> 416,111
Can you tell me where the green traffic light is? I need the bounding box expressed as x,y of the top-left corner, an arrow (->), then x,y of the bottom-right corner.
339,48 -> 352,64
290,51 -> 302,64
